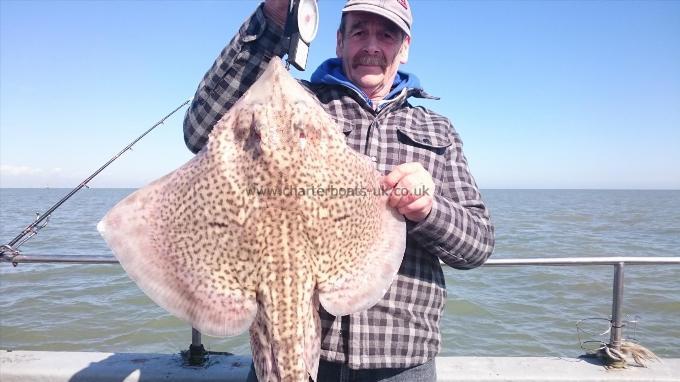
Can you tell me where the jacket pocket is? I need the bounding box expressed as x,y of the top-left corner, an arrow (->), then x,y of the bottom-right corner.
331,116 -> 355,135
396,126 -> 452,183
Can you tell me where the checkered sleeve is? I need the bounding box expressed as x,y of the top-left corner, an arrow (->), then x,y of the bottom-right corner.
408,124 -> 495,269
183,4 -> 286,154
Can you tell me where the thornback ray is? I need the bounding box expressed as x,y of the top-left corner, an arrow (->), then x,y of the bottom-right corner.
98,58 -> 406,382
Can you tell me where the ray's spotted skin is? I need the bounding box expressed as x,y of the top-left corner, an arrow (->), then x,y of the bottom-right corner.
98,58 -> 406,382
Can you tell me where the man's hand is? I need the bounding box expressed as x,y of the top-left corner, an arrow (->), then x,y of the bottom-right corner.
263,0 -> 289,29
382,162 -> 435,223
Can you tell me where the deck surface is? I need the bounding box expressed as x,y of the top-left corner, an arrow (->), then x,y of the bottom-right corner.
1,350 -> 679,381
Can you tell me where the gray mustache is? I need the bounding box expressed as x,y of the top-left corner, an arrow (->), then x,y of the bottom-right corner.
354,55 -> 386,67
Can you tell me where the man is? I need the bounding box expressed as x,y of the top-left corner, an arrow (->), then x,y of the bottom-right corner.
183,0 -> 494,380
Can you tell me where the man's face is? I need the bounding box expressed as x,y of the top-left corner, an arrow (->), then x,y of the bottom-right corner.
336,11 -> 410,97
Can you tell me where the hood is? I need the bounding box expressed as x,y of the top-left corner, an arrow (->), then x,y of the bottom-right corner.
310,58 -> 423,108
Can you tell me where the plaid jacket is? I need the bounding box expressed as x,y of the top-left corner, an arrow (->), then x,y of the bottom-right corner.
183,5 -> 494,370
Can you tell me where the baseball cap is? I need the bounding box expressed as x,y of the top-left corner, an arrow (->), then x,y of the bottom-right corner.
342,0 -> 413,37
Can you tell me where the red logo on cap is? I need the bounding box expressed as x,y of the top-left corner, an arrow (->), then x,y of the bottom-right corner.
398,0 -> 409,10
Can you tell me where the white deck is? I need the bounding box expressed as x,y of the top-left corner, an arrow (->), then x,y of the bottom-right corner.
1,350 -> 679,381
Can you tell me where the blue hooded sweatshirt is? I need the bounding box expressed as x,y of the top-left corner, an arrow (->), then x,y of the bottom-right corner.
310,58 -> 424,109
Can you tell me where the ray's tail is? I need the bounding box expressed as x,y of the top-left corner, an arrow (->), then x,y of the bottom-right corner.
249,272 -> 320,382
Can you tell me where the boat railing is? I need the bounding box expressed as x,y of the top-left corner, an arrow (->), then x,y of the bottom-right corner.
2,253 -> 679,365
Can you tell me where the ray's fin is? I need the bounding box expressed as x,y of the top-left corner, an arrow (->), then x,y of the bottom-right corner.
307,144 -> 407,316
98,151 -> 258,337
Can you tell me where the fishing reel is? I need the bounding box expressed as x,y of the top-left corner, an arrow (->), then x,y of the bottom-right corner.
283,0 -> 319,70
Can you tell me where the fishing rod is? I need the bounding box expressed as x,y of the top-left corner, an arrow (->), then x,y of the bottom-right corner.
0,98 -> 192,264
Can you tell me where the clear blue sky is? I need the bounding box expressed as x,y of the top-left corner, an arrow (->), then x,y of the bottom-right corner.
1,0 -> 678,189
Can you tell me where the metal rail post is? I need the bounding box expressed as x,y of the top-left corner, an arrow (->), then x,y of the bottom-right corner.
609,262 -> 625,350
187,327 -> 206,365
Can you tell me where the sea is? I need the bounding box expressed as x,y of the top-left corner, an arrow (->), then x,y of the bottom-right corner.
1,188 -> 678,358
